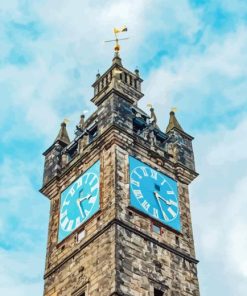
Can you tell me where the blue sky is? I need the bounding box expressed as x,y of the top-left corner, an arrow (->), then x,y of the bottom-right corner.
1,0 -> 247,295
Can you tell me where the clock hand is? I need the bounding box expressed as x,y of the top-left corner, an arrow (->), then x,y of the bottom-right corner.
154,191 -> 170,205
154,192 -> 168,221
77,194 -> 92,218
78,194 -> 92,203
77,198 -> 85,218
167,199 -> 178,207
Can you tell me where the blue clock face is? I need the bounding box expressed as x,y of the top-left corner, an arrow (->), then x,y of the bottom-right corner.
129,156 -> 181,232
58,161 -> 100,242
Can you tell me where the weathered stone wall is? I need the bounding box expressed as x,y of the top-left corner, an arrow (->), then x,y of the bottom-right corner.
116,225 -> 199,296
42,140 -> 117,295
44,226 -> 116,296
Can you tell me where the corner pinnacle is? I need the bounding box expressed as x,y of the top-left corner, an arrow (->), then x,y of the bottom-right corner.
166,110 -> 183,133
55,121 -> 70,145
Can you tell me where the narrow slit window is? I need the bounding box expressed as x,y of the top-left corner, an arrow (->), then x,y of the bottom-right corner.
89,126 -> 98,143
134,79 -> 137,88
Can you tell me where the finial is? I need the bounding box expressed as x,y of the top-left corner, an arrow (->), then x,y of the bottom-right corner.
105,26 -> 129,55
135,67 -> 140,77
96,70 -> 101,80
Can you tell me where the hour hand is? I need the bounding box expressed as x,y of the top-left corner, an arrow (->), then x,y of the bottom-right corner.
78,194 -> 91,203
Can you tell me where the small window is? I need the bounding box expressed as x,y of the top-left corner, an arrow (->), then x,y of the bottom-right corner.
89,126 -> 98,143
152,224 -> 161,235
67,143 -> 78,161
154,288 -> 163,296
130,75 -> 133,86
77,229 -> 86,243
120,73 -> 122,80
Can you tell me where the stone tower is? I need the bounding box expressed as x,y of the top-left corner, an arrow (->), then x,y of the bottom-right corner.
40,52 -> 200,296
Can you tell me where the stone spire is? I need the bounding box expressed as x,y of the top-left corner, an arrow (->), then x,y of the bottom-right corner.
166,111 -> 183,133
112,52 -> 122,66
55,122 -> 70,145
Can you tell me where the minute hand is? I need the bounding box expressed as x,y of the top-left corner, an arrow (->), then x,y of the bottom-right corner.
154,192 -> 169,221
154,192 -> 170,205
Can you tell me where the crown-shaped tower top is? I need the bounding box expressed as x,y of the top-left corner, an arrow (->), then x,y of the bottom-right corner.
91,52 -> 143,107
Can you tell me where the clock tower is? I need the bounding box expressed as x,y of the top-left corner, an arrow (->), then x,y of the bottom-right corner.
41,49 -> 200,296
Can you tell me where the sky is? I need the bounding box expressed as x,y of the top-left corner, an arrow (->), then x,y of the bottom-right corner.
0,0 -> 247,295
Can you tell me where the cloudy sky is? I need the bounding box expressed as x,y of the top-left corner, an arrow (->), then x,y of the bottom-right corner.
1,0 -> 247,295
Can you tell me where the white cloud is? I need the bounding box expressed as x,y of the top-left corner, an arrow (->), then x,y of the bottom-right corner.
0,249 -> 43,296
0,157 -> 48,295
207,118 -> 247,165
143,25 -> 247,130
190,116 -> 247,294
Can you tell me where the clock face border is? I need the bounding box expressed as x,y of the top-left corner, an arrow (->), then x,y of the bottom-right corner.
129,156 -> 181,232
58,160 -> 100,242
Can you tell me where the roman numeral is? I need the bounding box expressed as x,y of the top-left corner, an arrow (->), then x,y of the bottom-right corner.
161,179 -> 166,185
85,210 -> 90,216
84,173 -> 90,184
168,207 -> 177,218
60,217 -> 69,229
133,170 -> 142,179
153,208 -> 159,218
131,179 -> 140,187
69,188 -> 75,196
91,182 -> 99,192
76,217 -> 81,227
141,200 -> 150,211
167,190 -> 174,195
66,220 -> 74,231
63,199 -> 70,206
89,174 -> 97,186
161,211 -> 169,221
140,167 -> 148,176
76,177 -> 83,188
60,210 -> 67,220
133,189 -> 143,199
150,169 -> 157,180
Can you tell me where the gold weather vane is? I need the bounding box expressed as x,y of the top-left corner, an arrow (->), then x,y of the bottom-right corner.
171,107 -> 178,113
105,26 -> 129,53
